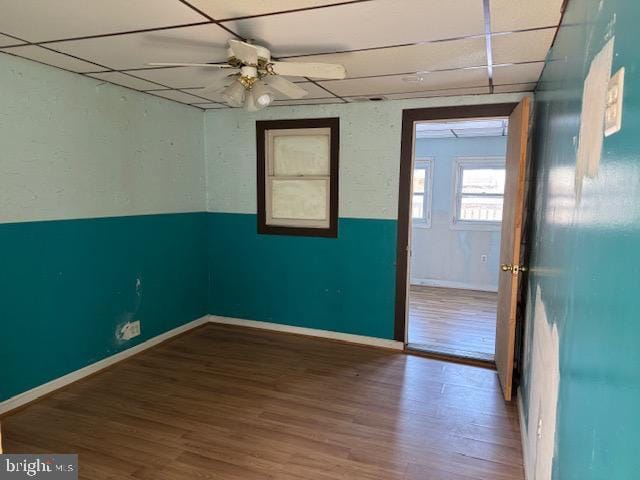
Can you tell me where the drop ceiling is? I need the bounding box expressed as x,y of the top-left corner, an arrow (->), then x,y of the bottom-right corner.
416,119 -> 509,138
0,0 -> 564,110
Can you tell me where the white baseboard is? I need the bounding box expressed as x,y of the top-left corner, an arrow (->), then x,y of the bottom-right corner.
517,388 -> 531,480
0,314 -> 403,417
410,277 -> 498,293
0,316 -> 209,416
209,315 -> 404,350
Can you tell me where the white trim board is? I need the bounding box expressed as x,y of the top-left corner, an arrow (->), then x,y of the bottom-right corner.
0,316 -> 210,416
518,388 -> 532,480
209,315 -> 404,350
410,277 -> 498,293
0,315 -> 403,416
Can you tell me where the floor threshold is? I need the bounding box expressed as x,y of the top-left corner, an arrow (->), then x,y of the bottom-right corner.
406,342 -> 496,369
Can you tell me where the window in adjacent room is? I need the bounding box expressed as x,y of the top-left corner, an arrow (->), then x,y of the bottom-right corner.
412,157 -> 434,227
256,118 -> 339,237
451,157 -> 505,229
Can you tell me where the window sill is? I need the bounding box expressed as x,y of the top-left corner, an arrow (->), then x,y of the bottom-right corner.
412,220 -> 432,229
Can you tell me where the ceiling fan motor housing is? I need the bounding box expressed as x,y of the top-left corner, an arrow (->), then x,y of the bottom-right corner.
227,44 -> 271,67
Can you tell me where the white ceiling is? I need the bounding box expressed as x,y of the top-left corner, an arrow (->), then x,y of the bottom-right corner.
416,119 -> 509,138
0,0 -> 564,110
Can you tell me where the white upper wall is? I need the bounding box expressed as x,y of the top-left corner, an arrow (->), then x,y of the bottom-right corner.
0,52 -> 528,225
204,93 -> 527,219
0,53 -> 206,224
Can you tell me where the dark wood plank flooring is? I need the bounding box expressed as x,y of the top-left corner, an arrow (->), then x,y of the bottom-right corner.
3,323 -> 522,479
408,286 -> 498,361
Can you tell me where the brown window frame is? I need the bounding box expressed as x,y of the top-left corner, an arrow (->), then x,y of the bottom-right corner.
256,117 -> 339,238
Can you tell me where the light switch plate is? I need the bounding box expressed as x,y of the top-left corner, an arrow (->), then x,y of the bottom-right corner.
604,67 -> 624,137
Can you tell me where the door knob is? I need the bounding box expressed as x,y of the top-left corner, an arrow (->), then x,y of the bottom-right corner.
501,263 -> 527,274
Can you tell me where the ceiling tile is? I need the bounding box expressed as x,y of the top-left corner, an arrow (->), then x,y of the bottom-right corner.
182,81 -> 334,103
320,68 -> 488,97
490,0 -> 564,32
492,29 -> 556,65
180,87 -> 228,103
87,72 -> 167,90
493,62 -> 544,85
0,33 -> 24,47
383,86 -> 491,100
272,98 -> 345,106
0,0 -> 208,43
455,127 -> 505,137
2,45 -> 107,73
48,24 -> 230,70
284,37 -> 487,79
493,82 -> 537,93
418,119 -> 506,131
125,66 -> 235,89
222,0 -> 485,57
150,90 -> 209,104
188,1 -> 347,21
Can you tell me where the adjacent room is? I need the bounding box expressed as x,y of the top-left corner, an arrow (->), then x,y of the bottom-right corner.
408,118 -> 508,361
1,1 -> 639,480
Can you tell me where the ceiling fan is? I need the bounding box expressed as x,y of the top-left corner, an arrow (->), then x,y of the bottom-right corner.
149,39 -> 346,111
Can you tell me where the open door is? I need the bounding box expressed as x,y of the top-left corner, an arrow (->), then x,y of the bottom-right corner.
495,97 -> 531,401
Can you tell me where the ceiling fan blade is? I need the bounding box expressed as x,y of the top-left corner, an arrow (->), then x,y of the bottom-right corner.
228,39 -> 259,65
201,74 -> 239,95
264,76 -> 309,99
269,61 -> 346,80
147,62 -> 236,68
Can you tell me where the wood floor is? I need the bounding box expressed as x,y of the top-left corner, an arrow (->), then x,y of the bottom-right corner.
409,285 -> 498,361
3,324 -> 523,480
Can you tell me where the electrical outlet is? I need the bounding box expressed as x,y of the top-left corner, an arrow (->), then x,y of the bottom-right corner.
604,67 -> 624,137
119,320 -> 141,340
128,320 -> 141,338
481,255 -> 488,263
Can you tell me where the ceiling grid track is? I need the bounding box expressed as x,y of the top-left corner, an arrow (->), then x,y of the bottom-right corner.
483,0 -> 495,94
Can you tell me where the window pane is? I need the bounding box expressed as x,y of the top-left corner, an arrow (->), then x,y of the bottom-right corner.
461,168 -> 505,194
413,167 -> 426,194
271,179 -> 328,220
460,195 -> 503,221
412,194 -> 424,219
273,134 -> 330,176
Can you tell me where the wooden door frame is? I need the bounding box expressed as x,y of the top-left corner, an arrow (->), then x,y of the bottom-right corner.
394,103 -> 519,343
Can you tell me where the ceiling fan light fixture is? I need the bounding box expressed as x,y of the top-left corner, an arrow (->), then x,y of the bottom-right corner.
150,39 -> 345,110
252,82 -> 274,108
244,91 -> 258,112
222,81 -> 246,107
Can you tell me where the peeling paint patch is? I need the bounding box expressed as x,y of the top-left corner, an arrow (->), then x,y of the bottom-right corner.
575,37 -> 614,202
524,285 -> 560,480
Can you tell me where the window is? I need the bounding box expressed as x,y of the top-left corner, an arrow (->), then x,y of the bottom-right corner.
412,158 -> 433,227
256,118 -> 339,237
452,157 -> 505,229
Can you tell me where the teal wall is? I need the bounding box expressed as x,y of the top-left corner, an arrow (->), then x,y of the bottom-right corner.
522,0 -> 640,478
0,54 -> 207,402
207,213 -> 397,339
0,213 -> 208,401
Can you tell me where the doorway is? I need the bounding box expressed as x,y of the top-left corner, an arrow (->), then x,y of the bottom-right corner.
407,118 -> 508,362
395,101 -> 532,400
